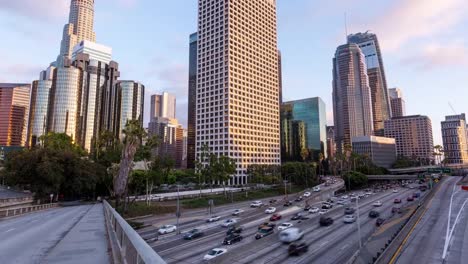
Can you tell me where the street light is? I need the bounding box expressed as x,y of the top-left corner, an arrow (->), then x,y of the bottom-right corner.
176,183 -> 181,234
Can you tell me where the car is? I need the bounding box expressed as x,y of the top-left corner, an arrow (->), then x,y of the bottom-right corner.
221,219 -> 237,227
288,243 -> 309,256
226,226 -> 243,235
223,234 -> 243,245
291,213 -> 304,220
278,222 -> 293,231
376,218 -> 385,226
158,225 -> 177,235
255,227 -> 274,239
319,216 -> 334,226
303,192 -> 311,197
269,199 -> 277,204
203,248 -> 227,261
393,189 -> 398,193
322,203 -> 333,209
394,198 -> 402,204
341,195 -> 349,199
279,227 -> 304,243
309,207 -> 320,214
295,196 -> 303,202
413,192 -> 420,198
318,209 -> 328,215
358,193 -> 366,198
265,207 -> 276,214
184,229 -> 203,240
409,186 -> 415,189
419,186 -> 427,192
232,209 -> 244,216
284,201 -> 293,207
344,207 -> 356,215
407,196 -> 414,202
391,207 -> 401,214
206,216 -> 221,222
313,186 -> 321,192
270,213 -> 282,221
258,222 -> 276,230
366,191 -> 373,195
250,201 -> 263,207
343,214 -> 356,223
304,205 -> 312,211
369,210 -> 380,218
373,201 -> 383,207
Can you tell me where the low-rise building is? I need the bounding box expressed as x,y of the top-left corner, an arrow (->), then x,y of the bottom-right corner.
352,136 -> 396,169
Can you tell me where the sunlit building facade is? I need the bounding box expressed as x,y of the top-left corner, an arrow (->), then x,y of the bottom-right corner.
115,81 -> 144,140
0,83 -> 31,147
389,88 -> 406,117
352,136 -> 396,169
441,114 -> 468,164
150,92 -> 176,120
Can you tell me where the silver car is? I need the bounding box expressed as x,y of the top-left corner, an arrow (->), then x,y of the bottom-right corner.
343,215 -> 356,224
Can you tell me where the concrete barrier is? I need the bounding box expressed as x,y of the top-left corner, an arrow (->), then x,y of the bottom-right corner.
0,203 -> 58,218
103,200 -> 166,264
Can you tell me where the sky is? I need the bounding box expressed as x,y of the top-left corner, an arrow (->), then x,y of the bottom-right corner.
0,0 -> 467,145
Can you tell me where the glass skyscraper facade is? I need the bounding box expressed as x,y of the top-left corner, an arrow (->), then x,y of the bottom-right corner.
281,97 -> 327,161
115,81 -> 144,140
187,32 -> 197,169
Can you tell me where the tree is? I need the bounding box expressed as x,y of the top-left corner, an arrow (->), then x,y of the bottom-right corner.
300,148 -> 309,162
343,171 -> 368,190
213,155 -> 236,196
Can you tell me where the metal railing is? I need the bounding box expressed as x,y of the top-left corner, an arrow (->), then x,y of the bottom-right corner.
0,203 -> 58,218
103,200 -> 166,264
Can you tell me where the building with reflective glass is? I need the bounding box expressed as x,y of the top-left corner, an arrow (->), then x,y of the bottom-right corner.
187,32 -> 197,169
352,136 -> 396,169
150,92 -> 176,120
281,97 -> 327,161
0,83 -> 31,147
389,88 -> 406,118
115,81 -> 144,140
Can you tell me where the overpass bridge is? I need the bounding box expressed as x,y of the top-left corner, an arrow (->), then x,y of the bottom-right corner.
367,174 -> 419,180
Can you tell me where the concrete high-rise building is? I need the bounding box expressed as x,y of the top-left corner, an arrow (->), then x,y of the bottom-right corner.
278,50 -> 283,105
441,114 -> 468,164
0,84 -> 31,147
348,32 -> 392,136
281,97 -> 327,161
352,136 -> 396,169
58,0 -> 96,65
384,115 -> 434,164
195,0 -> 281,184
187,32 -> 198,169
389,88 -> 406,117
150,92 -> 176,120
115,81 -> 144,140
28,66 -> 55,147
333,43 -> 374,154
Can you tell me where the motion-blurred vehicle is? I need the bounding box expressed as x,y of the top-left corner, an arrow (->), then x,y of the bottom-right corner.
258,222 -> 276,230
284,201 -> 293,207
232,209 -> 244,216
288,243 -> 308,256
203,248 -> 227,260
265,207 -> 277,214
158,225 -> 177,235
279,227 -> 304,243
369,210 -> 380,218
226,226 -> 243,235
183,229 -> 203,240
206,216 -> 221,222
250,201 -> 263,207
319,217 -> 334,226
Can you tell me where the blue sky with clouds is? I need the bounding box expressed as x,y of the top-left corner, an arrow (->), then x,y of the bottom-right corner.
0,0 -> 467,145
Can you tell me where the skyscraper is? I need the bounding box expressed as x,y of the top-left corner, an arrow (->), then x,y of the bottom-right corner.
115,81 -> 144,140
58,0 -> 96,65
196,0 -> 281,185
389,88 -> 406,117
187,32 -> 198,169
333,43 -> 374,154
150,92 -> 176,120
0,83 -> 31,147
441,114 -> 468,164
348,32 -> 392,136
326,126 -> 336,159
28,66 -> 55,147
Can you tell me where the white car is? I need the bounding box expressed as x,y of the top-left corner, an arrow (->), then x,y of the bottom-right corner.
221,219 -> 237,227
203,248 -> 227,261
158,225 -> 177,235
373,201 -> 383,207
279,228 -> 304,243
250,201 -> 263,208
309,207 -> 320,214
341,195 -> 349,199
278,222 -> 293,231
206,216 -> 221,222
265,207 -> 276,214
313,186 -> 321,192
232,209 -> 244,216
319,209 -> 328,215
392,189 -> 398,193
343,215 -> 356,224
303,192 -> 311,197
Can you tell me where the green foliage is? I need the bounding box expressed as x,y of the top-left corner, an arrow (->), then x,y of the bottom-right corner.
281,162 -> 318,187
343,171 -> 368,190
393,156 -> 420,169
247,164 -> 281,185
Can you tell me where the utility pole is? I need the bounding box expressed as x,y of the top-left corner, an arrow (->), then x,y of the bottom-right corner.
176,184 -> 180,234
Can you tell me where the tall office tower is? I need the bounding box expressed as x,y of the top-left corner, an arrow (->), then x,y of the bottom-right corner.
348,32 -> 391,136
389,88 -> 406,117
0,84 -> 31,147
332,43 -> 374,154
187,32 -> 198,169
326,126 -> 336,159
441,114 -> 468,164
114,81 -> 144,140
150,92 -> 176,120
281,97 -> 327,161
58,0 -> 96,65
384,115 -> 434,165
28,66 -> 55,147
196,0 -> 281,184
278,50 -> 283,105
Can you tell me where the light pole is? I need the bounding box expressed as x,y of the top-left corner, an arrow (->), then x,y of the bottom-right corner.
356,197 -> 362,249
176,184 -> 181,234
283,180 -> 288,200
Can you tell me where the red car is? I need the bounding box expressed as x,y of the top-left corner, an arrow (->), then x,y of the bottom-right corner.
407,196 -> 414,202
270,214 -> 282,221
394,198 -> 402,204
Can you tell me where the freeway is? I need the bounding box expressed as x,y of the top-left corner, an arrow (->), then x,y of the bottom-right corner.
394,176 -> 468,264
0,204 -> 110,264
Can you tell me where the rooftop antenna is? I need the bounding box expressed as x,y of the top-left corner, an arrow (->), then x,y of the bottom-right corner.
448,102 -> 457,115
344,12 -> 349,42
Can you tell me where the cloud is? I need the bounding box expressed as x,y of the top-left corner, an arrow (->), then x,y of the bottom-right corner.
368,0 -> 468,52
401,42 -> 468,70
0,63 -> 43,83
0,0 -> 69,21
146,63 -> 188,99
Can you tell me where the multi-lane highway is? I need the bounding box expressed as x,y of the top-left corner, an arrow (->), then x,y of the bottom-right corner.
394,176 -> 468,264
140,179 -> 426,264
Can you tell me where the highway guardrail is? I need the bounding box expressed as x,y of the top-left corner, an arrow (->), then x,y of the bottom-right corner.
103,200 -> 166,264
0,203 -> 58,218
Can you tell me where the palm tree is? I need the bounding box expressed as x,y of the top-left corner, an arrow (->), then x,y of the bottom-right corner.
300,148 -> 309,162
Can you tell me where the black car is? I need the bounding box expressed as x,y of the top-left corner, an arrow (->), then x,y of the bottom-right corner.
376,218 -> 385,227
288,243 -> 309,256
269,199 -> 277,204
183,229 -> 203,240
291,213 -> 303,220
304,205 -> 311,211
344,207 -> 355,215
319,217 -> 334,226
295,196 -> 303,202
255,227 -> 274,239
369,210 -> 380,218
226,226 -> 243,235
223,234 -> 243,245
284,201 -> 293,207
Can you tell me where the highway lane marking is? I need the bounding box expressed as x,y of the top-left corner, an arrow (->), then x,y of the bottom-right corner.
5,228 -> 15,233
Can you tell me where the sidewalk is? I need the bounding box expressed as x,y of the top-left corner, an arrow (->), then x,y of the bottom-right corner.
43,203 -> 111,264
